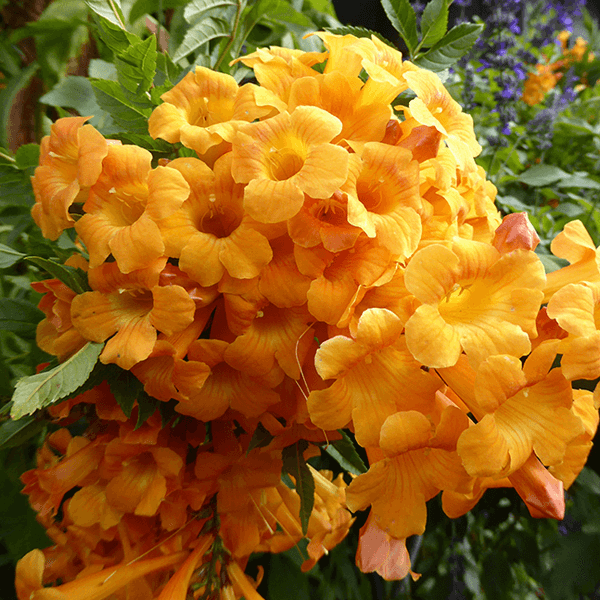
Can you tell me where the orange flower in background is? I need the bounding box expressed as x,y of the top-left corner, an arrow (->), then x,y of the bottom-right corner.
522,63 -> 560,106
231,106 -> 349,223
76,143 -> 189,273
31,116 -> 109,240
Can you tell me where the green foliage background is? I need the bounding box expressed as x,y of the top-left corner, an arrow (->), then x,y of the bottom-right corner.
1,0 -> 600,598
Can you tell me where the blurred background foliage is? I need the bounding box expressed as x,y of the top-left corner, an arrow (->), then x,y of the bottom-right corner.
2,0 -> 600,598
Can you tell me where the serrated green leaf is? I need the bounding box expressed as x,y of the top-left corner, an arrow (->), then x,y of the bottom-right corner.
419,0 -> 448,49
247,422 -> 275,453
381,0 -> 418,56
0,416 -> 45,449
184,0 -> 237,24
172,16 -> 230,63
0,299 -> 43,335
15,144 -> 40,171
115,35 -> 157,101
0,63 -> 39,149
86,0 -> 127,28
92,13 -> 139,53
413,22 -> 483,71
0,244 -> 25,268
92,79 -> 152,133
26,257 -> 90,294
324,430 -> 367,475
11,342 -> 103,419
282,440 -> 315,535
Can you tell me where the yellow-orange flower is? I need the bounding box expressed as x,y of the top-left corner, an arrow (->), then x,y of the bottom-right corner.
404,239 -> 545,368
149,66 -> 278,156
403,68 -> 482,172
449,354 -> 584,478
307,308 -> 441,447
76,144 -> 189,273
342,143 -> 422,258
158,154 -> 275,286
71,277 -> 196,370
31,116 -> 109,240
346,404 -> 471,539
547,281 -> 600,380
231,107 -> 349,223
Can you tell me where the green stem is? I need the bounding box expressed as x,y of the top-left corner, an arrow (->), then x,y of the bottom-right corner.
213,0 -> 243,72
0,152 -> 15,163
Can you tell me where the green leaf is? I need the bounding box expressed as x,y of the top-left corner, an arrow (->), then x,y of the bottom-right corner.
0,163 -> 36,210
0,243 -> 25,268
172,16 -> 230,63
91,79 -> 152,133
10,342 -> 104,419
0,416 -> 46,449
135,391 -> 157,429
15,144 -> 40,171
418,0 -> 448,49
92,13 -> 139,54
0,299 -> 43,335
184,0 -> 237,24
115,35 -> 157,101
576,467 -> 600,495
26,257 -> 90,294
85,0 -> 127,28
324,430 -> 367,475
518,164 -> 570,187
380,0 -> 418,56
247,422 -> 275,453
413,22 -> 484,71
0,63 -> 39,148
104,367 -> 144,417
268,554 -> 311,600
129,0 -> 189,23
40,76 -> 117,134
281,440 -> 315,535
118,132 -> 175,153
556,174 -> 600,190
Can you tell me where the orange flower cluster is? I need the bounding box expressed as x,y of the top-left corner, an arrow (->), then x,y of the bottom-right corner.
20,31 -> 599,594
522,30 -> 594,106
